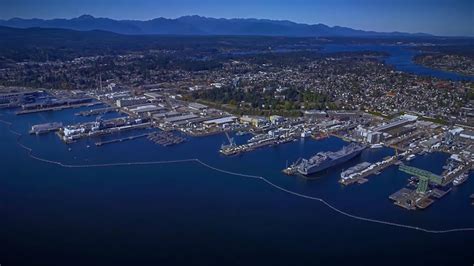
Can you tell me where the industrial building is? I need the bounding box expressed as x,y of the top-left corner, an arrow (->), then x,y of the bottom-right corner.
203,116 -> 237,127
116,97 -> 148,107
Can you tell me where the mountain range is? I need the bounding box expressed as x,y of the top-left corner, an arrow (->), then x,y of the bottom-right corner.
0,15 -> 432,37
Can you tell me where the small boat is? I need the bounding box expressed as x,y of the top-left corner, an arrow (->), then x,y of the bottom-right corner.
370,143 -> 383,149
406,154 -> 416,161
453,174 -> 468,186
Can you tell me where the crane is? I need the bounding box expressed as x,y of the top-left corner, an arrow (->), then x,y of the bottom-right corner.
225,131 -> 235,146
399,164 -> 443,193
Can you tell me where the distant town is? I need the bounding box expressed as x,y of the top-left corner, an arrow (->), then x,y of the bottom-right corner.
1,34 -> 473,211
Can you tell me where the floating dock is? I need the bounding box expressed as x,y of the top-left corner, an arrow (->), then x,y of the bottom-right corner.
389,188 -> 435,210
148,131 -> 185,147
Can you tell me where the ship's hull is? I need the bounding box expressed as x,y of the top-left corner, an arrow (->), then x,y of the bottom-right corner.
298,148 -> 364,176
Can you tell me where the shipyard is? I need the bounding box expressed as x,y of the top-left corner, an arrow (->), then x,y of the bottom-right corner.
2,2 -> 474,265
1,81 -> 473,212
0,34 -> 473,218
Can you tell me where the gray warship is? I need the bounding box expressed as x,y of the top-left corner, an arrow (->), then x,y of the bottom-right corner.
296,143 -> 366,176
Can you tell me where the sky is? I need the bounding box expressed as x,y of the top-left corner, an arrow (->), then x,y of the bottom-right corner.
0,0 -> 473,36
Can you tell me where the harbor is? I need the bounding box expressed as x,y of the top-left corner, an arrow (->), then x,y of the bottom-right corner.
1,85 -> 472,215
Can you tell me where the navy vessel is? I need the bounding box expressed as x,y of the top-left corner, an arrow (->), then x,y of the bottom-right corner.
296,143 -> 366,176
29,122 -> 63,135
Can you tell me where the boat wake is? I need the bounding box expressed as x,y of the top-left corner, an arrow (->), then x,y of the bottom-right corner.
1,118 -> 473,234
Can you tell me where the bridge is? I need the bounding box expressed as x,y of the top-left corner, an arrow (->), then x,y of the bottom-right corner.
399,165 -> 443,193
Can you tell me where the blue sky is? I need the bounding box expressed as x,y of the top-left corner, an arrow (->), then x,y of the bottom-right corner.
1,0 -> 473,36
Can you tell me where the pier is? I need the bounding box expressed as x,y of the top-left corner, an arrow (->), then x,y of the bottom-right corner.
60,121 -> 152,143
220,135 -> 296,156
147,131 -> 186,146
16,102 -> 101,115
339,156 -> 399,185
76,107 -> 118,116
29,122 -> 63,135
95,133 -> 150,146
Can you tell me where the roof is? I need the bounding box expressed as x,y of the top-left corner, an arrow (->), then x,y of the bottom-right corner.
128,104 -> 163,113
188,102 -> 208,109
164,114 -> 199,123
460,130 -> 474,139
203,116 -> 237,125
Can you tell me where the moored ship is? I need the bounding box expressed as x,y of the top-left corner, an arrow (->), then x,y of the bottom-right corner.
296,143 -> 366,176
453,173 -> 468,186
29,122 -> 63,135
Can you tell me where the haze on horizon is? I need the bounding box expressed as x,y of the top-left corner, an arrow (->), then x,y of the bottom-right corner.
0,0 -> 472,37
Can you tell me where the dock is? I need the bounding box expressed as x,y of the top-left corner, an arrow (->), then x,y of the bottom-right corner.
95,133 -> 150,146
60,120 -> 152,143
431,188 -> 451,199
389,188 -> 435,210
147,131 -> 185,147
76,107 -> 118,116
339,156 -> 398,186
29,122 -> 63,135
220,135 -> 296,156
17,102 -> 100,115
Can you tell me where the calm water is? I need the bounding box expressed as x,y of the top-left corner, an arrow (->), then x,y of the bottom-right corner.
1,106 -> 473,266
321,44 -> 474,81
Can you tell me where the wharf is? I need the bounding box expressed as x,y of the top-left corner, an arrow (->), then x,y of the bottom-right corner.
17,102 -> 100,115
0,102 -> 21,109
339,156 -> 398,186
185,128 -> 226,137
220,136 -> 296,156
95,133 -> 150,146
29,122 -> 63,135
389,188 -> 435,210
60,122 -> 151,143
389,186 -> 449,210
431,188 -> 451,199
76,107 -> 117,116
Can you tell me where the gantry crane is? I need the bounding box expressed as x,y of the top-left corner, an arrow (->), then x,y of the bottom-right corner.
399,165 -> 443,193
